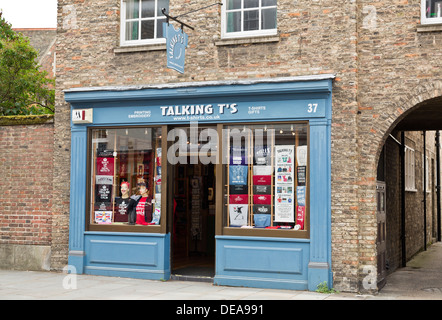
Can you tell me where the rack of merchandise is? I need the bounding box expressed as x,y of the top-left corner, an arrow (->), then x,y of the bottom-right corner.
225,126 -> 305,230
226,128 -> 276,229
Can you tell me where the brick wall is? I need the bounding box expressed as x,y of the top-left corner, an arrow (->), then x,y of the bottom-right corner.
0,119 -> 54,270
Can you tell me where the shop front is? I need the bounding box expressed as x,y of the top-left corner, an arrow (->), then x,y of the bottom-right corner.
65,75 -> 333,291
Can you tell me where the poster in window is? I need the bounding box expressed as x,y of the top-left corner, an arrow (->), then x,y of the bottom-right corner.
274,145 -> 295,223
95,184 -> 112,202
97,157 -> 114,175
229,204 -> 248,226
95,211 -> 113,224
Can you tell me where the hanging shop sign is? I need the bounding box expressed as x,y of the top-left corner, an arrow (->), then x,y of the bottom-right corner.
163,22 -> 188,74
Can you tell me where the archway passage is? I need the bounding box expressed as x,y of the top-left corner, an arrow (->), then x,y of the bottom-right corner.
395,96 -> 442,131
376,95 -> 442,291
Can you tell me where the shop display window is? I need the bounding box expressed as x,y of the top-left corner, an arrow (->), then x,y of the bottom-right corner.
89,127 -> 162,227
223,123 -> 308,233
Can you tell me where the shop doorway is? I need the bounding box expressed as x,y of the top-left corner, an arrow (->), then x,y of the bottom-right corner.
169,126 -> 216,281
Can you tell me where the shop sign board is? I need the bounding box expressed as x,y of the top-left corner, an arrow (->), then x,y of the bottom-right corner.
72,108 -> 93,124
163,23 -> 188,74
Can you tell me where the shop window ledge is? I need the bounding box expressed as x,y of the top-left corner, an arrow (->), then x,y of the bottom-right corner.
214,35 -> 280,47
417,23 -> 442,33
114,44 -> 166,54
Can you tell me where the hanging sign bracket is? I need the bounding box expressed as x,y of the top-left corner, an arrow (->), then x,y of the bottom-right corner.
162,8 -> 194,31
161,3 -> 222,31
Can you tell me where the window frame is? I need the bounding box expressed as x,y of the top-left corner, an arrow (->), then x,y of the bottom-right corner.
86,125 -> 168,233
405,146 -> 417,192
217,121 -> 310,239
421,0 -> 442,25
221,0 -> 278,40
120,0 -> 168,47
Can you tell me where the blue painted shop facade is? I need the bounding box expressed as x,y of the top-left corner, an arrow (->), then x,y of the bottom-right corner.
65,75 -> 334,291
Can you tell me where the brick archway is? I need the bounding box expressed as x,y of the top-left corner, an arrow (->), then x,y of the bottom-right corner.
357,80 -> 442,292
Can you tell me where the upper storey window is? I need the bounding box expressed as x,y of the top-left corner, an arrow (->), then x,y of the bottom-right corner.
222,0 -> 277,39
421,0 -> 442,24
120,0 -> 169,46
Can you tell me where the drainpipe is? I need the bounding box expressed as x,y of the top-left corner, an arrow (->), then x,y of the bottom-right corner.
436,131 -> 441,242
401,131 -> 406,267
423,131 -> 427,251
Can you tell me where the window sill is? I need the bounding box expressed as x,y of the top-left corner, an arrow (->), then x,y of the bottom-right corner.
222,226 -> 309,239
417,23 -> 442,32
214,34 -> 280,46
114,43 -> 166,54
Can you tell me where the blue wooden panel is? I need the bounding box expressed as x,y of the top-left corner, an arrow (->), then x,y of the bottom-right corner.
83,232 -> 170,280
215,236 -> 310,290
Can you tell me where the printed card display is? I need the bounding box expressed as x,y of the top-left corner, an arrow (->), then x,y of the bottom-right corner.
229,165 -> 248,185
253,214 -> 271,227
296,186 -> 306,206
95,211 -> 113,224
296,206 -> 305,230
274,145 -> 295,223
253,175 -> 271,185
253,165 -> 273,176
253,185 -> 271,195
254,145 -> 271,165
229,185 -> 248,194
97,157 -> 114,175
229,194 -> 248,204
229,204 -> 248,226
253,204 -> 272,214
253,194 -> 272,205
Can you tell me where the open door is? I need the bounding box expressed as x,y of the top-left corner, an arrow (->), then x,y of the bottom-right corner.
169,126 -> 216,281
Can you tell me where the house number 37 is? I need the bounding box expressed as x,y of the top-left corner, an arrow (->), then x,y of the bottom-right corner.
307,103 -> 318,113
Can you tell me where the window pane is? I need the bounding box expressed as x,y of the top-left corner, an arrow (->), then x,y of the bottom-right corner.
426,0 -> 442,18
142,0 -> 155,18
244,0 -> 259,9
156,18 -> 166,38
244,10 -> 259,31
262,8 -> 276,30
262,0 -> 277,7
141,20 -> 155,39
157,0 -> 169,16
227,0 -> 242,10
126,21 -> 139,40
126,0 -> 140,19
90,128 -> 162,226
227,11 -> 242,32
224,123 -> 308,231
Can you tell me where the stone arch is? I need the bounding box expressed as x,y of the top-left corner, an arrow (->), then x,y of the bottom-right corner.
357,79 -> 442,292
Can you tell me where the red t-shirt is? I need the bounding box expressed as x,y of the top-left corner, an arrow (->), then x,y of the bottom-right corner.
136,197 -> 149,225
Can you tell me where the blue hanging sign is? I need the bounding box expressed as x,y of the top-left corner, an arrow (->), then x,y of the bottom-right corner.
163,22 -> 188,74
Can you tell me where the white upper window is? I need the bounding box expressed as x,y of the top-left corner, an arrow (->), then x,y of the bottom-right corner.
221,0 -> 277,39
421,0 -> 442,24
120,0 -> 169,46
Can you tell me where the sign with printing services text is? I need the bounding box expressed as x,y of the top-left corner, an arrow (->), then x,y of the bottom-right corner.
163,23 -> 188,74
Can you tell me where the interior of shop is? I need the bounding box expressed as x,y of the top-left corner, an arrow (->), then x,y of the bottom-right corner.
171,160 -> 216,280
